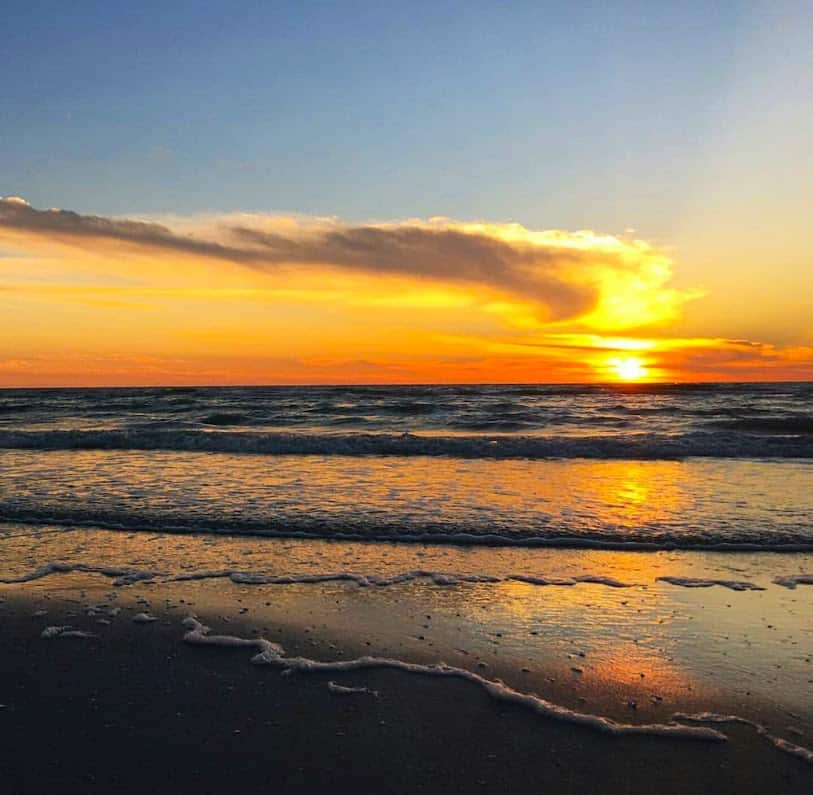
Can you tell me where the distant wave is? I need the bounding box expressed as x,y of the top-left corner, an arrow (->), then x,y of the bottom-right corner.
708,416 -> 813,434
0,428 -> 811,459
199,412 -> 250,426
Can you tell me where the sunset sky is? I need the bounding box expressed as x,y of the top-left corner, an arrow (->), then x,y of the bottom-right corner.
2,1 -> 812,385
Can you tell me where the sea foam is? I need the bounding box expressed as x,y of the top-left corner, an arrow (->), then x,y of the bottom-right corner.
180,616 -> 727,743
2,560 -> 783,592
180,616 -> 813,762
772,574 -> 813,589
656,577 -> 765,592
674,712 -> 813,764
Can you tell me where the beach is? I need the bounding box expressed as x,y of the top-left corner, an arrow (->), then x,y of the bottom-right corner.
1,523 -> 811,792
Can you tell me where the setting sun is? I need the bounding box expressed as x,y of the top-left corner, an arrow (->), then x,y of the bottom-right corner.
609,356 -> 648,381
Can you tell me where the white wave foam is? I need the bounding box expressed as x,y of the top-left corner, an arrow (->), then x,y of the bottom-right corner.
513,574 -> 632,588
10,561 -> 810,594
225,570 -> 506,588
180,616 -> 725,743
0,562 -> 162,586
656,577 -> 765,592
327,681 -> 377,696
85,604 -> 121,618
41,625 -> 95,639
181,616 -> 283,658
772,574 -> 813,589
1,562 -> 638,590
675,712 -> 813,764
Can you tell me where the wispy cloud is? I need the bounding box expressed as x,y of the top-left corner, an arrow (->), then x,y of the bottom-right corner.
0,196 -> 694,326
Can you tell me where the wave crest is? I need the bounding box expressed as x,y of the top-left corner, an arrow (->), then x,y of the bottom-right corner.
1,428 -> 811,459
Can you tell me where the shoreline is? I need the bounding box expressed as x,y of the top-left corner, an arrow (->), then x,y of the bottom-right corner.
1,587 -> 811,793
2,520 -> 811,792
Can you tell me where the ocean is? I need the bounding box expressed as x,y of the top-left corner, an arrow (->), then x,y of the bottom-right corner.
2,382 -> 812,767
0,382 -> 811,548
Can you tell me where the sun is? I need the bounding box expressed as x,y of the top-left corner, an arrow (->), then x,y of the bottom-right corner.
608,355 -> 648,381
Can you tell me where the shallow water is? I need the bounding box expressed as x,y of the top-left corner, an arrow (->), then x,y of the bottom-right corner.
2,383 -> 811,548
1,450 -> 811,548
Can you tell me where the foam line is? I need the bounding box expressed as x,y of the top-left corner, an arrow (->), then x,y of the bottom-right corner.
180,617 -> 284,658
221,571 -> 507,588
0,562 -> 162,586
513,574 -> 631,588
327,681 -> 377,696
11,561 -> 809,595
675,712 -> 813,764
772,574 -> 813,589
656,577 -> 765,592
1,562 -> 638,590
41,625 -> 95,639
181,617 -> 726,743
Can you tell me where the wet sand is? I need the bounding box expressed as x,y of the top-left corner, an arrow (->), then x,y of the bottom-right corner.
1,578 -> 811,794
3,524 -> 812,732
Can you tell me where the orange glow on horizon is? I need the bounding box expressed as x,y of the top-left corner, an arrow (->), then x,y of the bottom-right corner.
1,198 -> 812,387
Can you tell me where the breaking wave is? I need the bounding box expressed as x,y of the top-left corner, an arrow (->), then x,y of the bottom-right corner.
1,428 -> 811,459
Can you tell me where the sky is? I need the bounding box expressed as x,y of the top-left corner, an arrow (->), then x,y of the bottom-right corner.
1,0 -> 812,385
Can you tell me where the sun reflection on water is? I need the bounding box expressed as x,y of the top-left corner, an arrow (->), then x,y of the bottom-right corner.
5,449 -> 807,547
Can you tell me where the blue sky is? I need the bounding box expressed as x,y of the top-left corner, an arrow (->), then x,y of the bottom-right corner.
0,2 -> 765,226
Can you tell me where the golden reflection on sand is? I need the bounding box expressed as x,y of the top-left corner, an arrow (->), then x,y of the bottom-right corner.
586,646 -> 696,695
3,527 -> 812,732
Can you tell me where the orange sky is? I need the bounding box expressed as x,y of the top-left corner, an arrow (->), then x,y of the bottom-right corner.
1,196 -> 811,386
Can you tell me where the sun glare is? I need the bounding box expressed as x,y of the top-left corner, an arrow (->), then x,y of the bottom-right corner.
609,355 -> 648,381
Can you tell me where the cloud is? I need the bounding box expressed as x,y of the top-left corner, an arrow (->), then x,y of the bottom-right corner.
228,223 -> 595,318
0,197 -> 694,325
0,196 -> 251,264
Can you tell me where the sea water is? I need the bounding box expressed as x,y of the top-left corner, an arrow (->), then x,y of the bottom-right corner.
1,383 -> 811,760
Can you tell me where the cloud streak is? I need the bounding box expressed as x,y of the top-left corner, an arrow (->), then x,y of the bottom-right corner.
0,196 -> 261,265
0,197 -> 690,324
